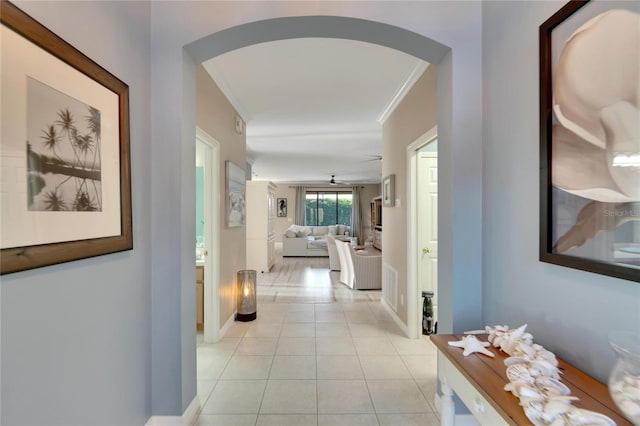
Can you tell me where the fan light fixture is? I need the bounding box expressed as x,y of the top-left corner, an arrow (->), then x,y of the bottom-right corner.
329,175 -> 337,185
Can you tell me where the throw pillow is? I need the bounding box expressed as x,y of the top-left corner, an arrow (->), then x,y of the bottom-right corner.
296,228 -> 312,237
328,225 -> 338,235
284,230 -> 297,238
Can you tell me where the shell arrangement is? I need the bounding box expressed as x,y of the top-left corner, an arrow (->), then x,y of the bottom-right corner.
472,324 -> 616,426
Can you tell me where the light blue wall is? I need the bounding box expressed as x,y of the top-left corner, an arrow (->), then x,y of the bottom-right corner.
1,1 -> 152,424
482,0 -> 640,382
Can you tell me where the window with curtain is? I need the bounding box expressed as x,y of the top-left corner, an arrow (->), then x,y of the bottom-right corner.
305,191 -> 352,226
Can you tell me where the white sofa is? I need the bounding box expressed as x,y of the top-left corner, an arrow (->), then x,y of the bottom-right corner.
282,225 -> 350,257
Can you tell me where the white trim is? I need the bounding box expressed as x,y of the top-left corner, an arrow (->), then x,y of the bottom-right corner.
406,126 -> 438,339
201,62 -> 251,123
377,61 -> 430,124
381,298 -> 409,337
219,309 -> 238,338
196,128 -> 221,344
144,396 -> 200,426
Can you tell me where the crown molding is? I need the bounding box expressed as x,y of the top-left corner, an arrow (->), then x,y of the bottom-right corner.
376,61 -> 430,125
201,62 -> 251,123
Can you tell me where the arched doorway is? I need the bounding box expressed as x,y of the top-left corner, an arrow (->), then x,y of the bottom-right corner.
150,11 -> 483,416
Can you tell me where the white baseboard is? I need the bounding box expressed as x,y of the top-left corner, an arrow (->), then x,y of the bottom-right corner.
219,310 -> 237,339
381,298 -> 410,336
145,396 -> 200,426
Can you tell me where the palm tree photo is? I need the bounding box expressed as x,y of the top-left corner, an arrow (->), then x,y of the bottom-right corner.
26,77 -> 102,212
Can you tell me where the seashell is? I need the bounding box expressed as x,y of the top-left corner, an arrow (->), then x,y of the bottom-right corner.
464,329 -> 487,335
506,364 -> 534,384
535,377 -> 571,395
447,335 -> 495,358
529,360 -> 560,379
542,398 -> 573,423
519,342 -> 537,358
548,416 -> 567,426
517,384 -> 545,401
504,356 -> 529,367
535,349 -> 559,367
565,406 -> 616,426
509,324 -> 529,340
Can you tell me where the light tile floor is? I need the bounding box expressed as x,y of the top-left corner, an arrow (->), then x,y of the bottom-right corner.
195,256 -> 439,426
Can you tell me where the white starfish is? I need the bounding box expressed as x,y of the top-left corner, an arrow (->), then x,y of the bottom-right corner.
448,335 -> 495,358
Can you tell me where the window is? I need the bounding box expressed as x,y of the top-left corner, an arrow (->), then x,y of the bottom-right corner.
305,191 -> 352,226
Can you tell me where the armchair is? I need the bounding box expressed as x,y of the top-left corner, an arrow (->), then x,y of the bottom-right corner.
348,245 -> 382,290
334,240 -> 354,288
326,234 -> 341,271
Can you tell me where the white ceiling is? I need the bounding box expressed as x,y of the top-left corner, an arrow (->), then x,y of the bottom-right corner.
202,38 -> 427,185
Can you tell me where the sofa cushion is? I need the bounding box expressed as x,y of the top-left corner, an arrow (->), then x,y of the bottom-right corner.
313,226 -> 329,236
328,225 -> 338,235
337,224 -> 347,235
284,230 -> 297,238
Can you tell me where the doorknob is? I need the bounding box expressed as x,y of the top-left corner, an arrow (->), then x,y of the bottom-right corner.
204,250 -> 209,256
423,247 -> 430,254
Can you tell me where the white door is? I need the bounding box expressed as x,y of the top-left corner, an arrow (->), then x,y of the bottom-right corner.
417,151 -> 438,326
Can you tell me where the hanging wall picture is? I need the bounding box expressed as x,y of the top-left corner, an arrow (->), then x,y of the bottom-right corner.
226,161 -> 246,227
277,198 -> 287,217
539,0 -> 639,282
1,1 -> 132,274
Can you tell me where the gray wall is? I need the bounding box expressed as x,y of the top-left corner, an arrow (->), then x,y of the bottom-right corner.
482,0 -> 640,382
1,1 -> 151,425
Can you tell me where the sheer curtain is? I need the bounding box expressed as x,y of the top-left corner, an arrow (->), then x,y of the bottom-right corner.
294,186 -> 306,225
351,186 -> 362,244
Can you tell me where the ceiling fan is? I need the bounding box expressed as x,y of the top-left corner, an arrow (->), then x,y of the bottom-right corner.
328,175 -> 350,186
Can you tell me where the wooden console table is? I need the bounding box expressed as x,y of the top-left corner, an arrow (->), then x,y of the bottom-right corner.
431,334 -> 631,425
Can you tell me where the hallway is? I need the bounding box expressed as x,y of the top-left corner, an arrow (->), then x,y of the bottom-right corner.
194,257 -> 440,426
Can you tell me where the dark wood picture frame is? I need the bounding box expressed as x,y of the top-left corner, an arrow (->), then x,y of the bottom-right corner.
1,1 -> 132,274
540,0 -> 639,282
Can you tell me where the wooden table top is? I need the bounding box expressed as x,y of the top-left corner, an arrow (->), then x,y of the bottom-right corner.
431,334 -> 631,426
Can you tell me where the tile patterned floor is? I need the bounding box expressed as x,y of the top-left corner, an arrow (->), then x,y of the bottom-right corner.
195,256 -> 439,426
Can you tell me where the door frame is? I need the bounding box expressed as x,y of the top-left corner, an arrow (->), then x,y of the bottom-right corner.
196,127 -> 221,343
406,125 -> 438,339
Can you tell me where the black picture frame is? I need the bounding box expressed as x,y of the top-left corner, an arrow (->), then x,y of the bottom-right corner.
277,198 -> 287,217
1,1 -> 132,274
539,0 -> 639,282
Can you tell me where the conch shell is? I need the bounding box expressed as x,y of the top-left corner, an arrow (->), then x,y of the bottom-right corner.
552,9 -> 640,203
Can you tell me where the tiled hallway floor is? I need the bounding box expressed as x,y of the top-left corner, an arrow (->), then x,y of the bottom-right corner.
194,256 -> 439,426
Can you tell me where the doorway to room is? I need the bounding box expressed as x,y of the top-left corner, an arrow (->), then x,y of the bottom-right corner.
196,128 -> 221,343
407,126 -> 438,339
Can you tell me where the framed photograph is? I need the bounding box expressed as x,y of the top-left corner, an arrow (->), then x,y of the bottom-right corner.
226,161 -> 245,227
382,174 -> 395,207
540,0 -> 639,282
1,1 -> 132,275
277,198 -> 287,217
